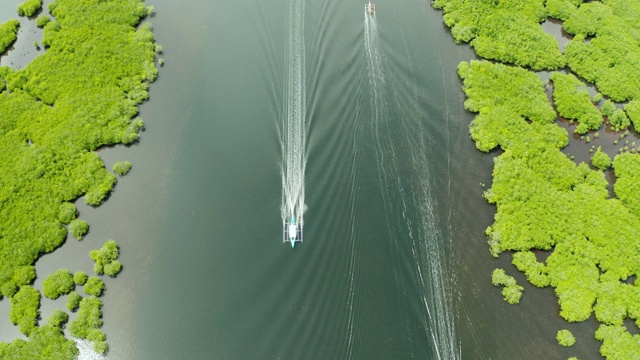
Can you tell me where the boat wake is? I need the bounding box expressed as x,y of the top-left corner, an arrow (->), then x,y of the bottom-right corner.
280,0 -> 307,244
364,13 -> 460,359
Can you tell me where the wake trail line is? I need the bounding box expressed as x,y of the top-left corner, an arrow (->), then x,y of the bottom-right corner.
281,0 -> 307,245
363,12 -> 459,360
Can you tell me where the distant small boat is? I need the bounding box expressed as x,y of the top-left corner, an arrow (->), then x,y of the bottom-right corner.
366,1 -> 375,15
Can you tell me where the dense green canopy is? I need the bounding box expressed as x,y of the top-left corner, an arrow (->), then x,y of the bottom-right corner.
549,72 -> 603,134
0,19 -> 20,55
433,0 -> 564,70
0,0 -> 156,356
562,2 -> 640,101
458,59 -> 640,357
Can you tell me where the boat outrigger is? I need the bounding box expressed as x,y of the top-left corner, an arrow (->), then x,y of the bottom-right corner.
283,215 -> 303,248
366,1 -> 375,15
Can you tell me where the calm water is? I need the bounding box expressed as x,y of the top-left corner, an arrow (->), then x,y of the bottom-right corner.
0,0 -> 605,358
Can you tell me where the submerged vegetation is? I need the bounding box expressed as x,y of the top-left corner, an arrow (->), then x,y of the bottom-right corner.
0,0 -> 157,356
436,0 -> 640,357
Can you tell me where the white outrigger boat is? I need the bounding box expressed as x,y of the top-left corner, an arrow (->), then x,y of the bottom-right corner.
366,1 -> 375,15
283,215 -> 302,248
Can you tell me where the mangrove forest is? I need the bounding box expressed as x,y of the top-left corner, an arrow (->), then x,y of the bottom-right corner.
0,0 -> 157,357
435,0 -> 640,358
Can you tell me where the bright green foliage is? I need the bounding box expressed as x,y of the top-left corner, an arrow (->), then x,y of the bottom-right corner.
550,72 -> 603,134
57,202 -> 77,224
512,251 -> 550,287
1,281 -> 18,298
69,297 -> 107,354
13,265 -> 36,286
457,59 -> 640,357
459,61 -> 557,123
104,259 -> 122,277
35,15 -> 50,28
601,100 -> 616,117
42,269 -> 74,299
563,2 -> 611,36
624,101 -> 640,131
0,19 -> 20,55
93,340 -> 109,355
68,219 -> 89,240
591,147 -> 612,171
113,161 -> 132,176
0,0 -> 157,321
469,106 -> 567,153
433,0 -> 564,70
83,276 -> 104,297
593,93 -> 603,103
609,109 -> 630,131
46,309 -> 68,328
557,329 -> 576,346
93,262 -> 104,275
612,153 -> 640,218
0,324 -> 77,359
90,239 -> 120,276
9,286 -> 40,336
546,0 -> 584,21
65,291 -> 81,312
73,271 -> 88,286
17,0 -> 42,17
491,268 -> 524,304
595,325 -> 640,359
563,2 -> 640,101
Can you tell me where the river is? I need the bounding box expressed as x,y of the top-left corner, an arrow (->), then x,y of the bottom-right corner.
0,0 -> 605,359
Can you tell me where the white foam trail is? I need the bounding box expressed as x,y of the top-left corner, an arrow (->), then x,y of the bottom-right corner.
281,0 -> 307,231
74,338 -> 106,360
364,13 -> 459,359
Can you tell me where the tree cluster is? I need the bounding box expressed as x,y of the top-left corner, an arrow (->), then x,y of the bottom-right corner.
557,329 -> 576,347
42,268 -> 74,299
0,0 -> 157,356
83,276 -> 104,297
562,2 -> 640,102
591,147 -> 611,171
16,0 -> 42,17
433,0 -> 564,70
69,297 -> 107,354
0,19 -> 20,55
456,58 -> 640,357
90,240 -> 122,277
9,286 -> 40,336
549,72 -> 602,134
491,268 -> 524,304
113,161 -> 132,176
